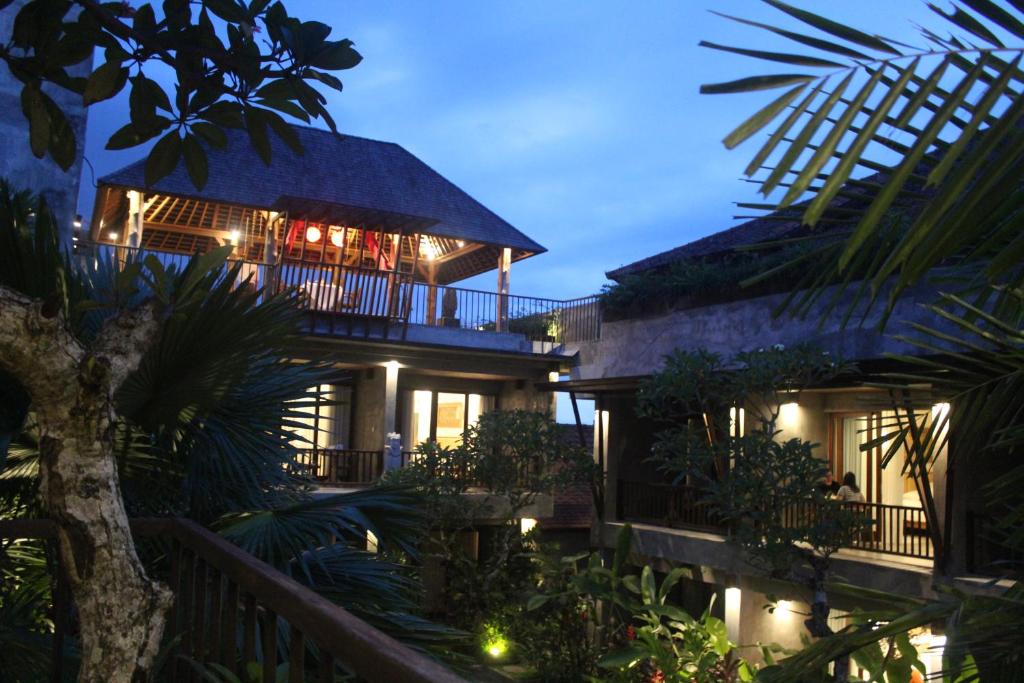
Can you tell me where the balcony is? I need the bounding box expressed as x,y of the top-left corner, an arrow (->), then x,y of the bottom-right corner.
296,447 -> 543,490
79,245 -> 601,348
617,479 -> 935,561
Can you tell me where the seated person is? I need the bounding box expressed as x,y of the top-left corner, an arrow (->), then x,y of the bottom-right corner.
835,472 -> 865,503
816,471 -> 841,497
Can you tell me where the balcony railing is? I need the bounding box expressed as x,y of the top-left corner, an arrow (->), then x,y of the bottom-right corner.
617,479 -> 935,560
616,480 -> 725,533
293,447 -> 542,488
81,245 -> 601,343
400,450 -> 542,489
0,518 -> 464,683
296,448 -> 383,485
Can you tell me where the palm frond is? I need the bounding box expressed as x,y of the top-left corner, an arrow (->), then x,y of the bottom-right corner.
703,1 -> 1024,323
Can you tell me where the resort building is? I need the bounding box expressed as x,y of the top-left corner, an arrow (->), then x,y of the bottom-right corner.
85,125 -> 600,508
553,215 -> 1007,667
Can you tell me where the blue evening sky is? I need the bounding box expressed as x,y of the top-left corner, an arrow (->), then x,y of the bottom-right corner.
79,1 -> 934,299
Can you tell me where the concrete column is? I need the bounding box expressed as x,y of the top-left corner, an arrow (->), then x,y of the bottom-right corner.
383,360 -> 400,445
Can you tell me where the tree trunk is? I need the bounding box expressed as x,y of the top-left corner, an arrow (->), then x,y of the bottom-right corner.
0,287 -> 173,681
804,555 -> 849,682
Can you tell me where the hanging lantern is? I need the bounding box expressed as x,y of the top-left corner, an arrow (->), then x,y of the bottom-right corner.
330,228 -> 345,248
305,225 -> 322,243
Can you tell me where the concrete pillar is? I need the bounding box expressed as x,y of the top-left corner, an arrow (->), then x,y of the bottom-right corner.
383,360 -> 400,444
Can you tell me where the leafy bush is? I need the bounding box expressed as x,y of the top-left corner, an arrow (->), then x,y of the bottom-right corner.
599,242 -> 821,321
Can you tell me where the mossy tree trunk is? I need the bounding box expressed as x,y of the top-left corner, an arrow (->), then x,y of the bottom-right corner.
0,286 -> 172,682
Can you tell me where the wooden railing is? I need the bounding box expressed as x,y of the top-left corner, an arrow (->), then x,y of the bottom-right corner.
81,244 -> 602,343
0,518 -> 465,683
782,499 -> 933,560
616,479 -> 935,560
616,480 -> 724,533
295,448 -> 383,485
401,450 -> 542,489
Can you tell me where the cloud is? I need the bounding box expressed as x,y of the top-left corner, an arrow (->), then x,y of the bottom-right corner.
430,88 -> 616,163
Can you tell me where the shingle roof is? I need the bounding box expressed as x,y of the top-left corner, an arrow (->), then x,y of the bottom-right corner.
99,125 -> 545,254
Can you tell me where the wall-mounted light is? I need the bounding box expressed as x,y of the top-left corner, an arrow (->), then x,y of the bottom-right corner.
305,225 -> 322,243
108,231 -> 119,240
329,228 -> 345,248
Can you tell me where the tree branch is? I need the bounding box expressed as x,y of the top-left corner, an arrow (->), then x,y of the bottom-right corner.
0,285 -> 82,403
91,300 -> 160,393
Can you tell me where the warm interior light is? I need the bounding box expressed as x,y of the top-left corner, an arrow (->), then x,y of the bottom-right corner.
305,225 -> 322,243
520,518 -> 537,535
329,229 -> 345,248
108,231 -> 119,240
420,236 -> 438,261
228,229 -> 240,244
456,240 -> 465,247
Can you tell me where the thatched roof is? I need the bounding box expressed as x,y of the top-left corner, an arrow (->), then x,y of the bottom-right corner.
98,125 -> 545,254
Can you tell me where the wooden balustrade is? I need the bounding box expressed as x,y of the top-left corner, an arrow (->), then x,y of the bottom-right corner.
400,450 -> 541,489
295,448 -> 383,485
616,480 -> 724,532
617,479 -> 935,560
0,518 -> 465,683
81,244 -> 602,343
782,499 -> 933,559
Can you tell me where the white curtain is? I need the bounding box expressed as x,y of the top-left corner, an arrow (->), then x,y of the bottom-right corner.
842,417 -> 867,492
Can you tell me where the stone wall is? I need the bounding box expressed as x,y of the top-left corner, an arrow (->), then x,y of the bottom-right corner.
0,1 -> 92,247
575,281 -> 957,380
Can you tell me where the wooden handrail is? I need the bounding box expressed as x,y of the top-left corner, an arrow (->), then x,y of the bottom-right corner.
83,243 -> 603,342
0,518 -> 466,683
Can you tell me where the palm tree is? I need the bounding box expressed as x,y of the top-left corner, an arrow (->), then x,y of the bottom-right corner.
0,183 -> 462,680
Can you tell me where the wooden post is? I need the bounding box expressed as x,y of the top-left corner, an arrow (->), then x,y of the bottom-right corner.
495,247 -> 511,332
126,190 -> 144,249
425,250 -> 437,326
